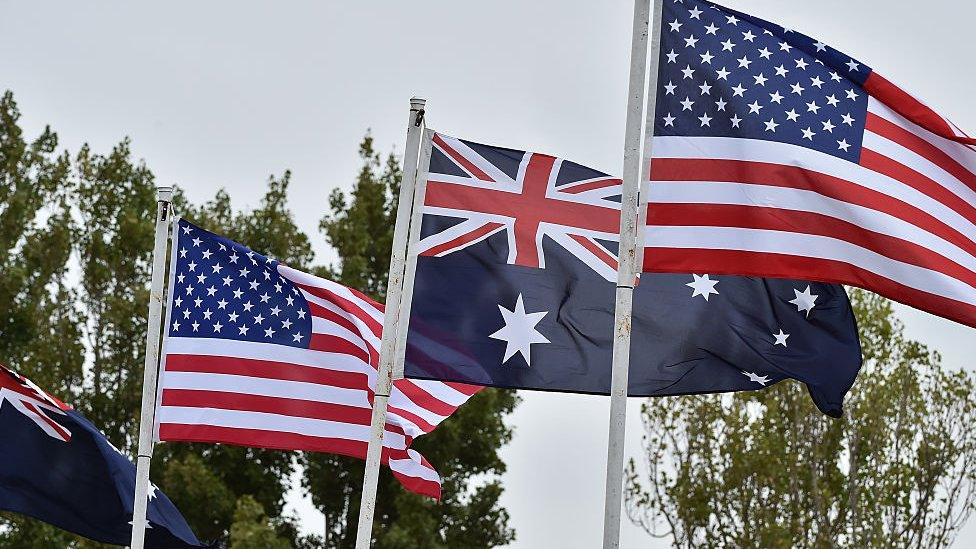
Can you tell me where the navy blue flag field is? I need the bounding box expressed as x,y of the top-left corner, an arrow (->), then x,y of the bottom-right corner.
0,363 -> 204,548
403,133 -> 862,416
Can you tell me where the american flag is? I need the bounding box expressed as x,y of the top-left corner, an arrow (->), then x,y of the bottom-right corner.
155,219 -> 480,499
419,132 -> 623,281
644,0 -> 976,328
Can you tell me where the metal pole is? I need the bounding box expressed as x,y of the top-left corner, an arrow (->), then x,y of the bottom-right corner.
129,186 -> 174,549
602,0 -> 662,547
354,97 -> 427,549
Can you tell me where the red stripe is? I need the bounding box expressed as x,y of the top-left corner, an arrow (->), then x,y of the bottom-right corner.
432,133 -> 495,182
298,283 -> 383,337
393,381 -> 463,417
860,148 -> 976,229
647,202 -> 976,290
643,247 -> 976,328
308,333 -> 372,364
164,354 -> 367,390
161,389 -> 373,424
308,301 -> 365,342
157,424 -> 440,499
559,178 -> 622,195
387,404 -> 437,433
867,112 -> 976,195
651,158 -> 976,258
443,382 -> 482,396
568,234 -> 618,270
420,221 -> 505,257
864,72 -> 976,146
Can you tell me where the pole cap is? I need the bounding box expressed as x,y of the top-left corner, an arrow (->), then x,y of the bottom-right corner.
410,97 -> 427,110
157,186 -> 174,202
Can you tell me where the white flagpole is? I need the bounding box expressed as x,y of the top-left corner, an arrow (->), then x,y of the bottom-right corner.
602,0 -> 663,547
130,186 -> 174,549
354,97 -> 427,549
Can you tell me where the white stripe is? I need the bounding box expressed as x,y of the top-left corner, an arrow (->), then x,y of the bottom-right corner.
644,225 -> 976,307
868,98 -> 976,177
279,265 -> 384,326
157,406 -> 409,449
416,216 -> 508,256
301,290 -> 381,349
162,371 -> 370,409
407,379 -> 473,408
389,387 -> 449,427
389,449 -> 441,483
650,181 -> 976,274
425,173 -> 521,193
863,130 -> 976,210
311,316 -> 370,353
651,136 -> 976,247
165,337 -> 370,375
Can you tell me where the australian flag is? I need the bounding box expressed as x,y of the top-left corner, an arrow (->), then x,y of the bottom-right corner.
403,133 -> 862,416
0,363 -> 204,547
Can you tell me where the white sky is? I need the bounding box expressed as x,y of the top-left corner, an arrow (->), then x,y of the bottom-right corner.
2,0 -> 974,547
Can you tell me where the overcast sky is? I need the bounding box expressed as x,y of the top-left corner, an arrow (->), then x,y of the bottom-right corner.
2,0 -> 974,547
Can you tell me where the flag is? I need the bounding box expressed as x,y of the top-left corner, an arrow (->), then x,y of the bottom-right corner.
155,219 -> 479,499
0,363 -> 203,548
643,0 -> 976,328
402,133 -> 862,416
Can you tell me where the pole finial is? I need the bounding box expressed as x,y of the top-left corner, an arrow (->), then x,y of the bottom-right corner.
410,97 -> 427,110
156,186 -> 174,203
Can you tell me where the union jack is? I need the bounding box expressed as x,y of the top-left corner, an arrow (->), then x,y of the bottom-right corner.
418,133 -> 624,281
0,364 -> 71,442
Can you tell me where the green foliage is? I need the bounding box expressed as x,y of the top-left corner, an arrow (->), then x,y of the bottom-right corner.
307,135 -> 518,548
0,92 -> 518,547
625,289 -> 976,548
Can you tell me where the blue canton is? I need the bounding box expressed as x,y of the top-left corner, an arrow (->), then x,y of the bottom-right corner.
168,219 -> 312,349
655,0 -> 871,162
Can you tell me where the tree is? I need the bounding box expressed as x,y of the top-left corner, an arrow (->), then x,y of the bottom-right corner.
625,289 -> 976,548
306,134 -> 519,548
229,495 -> 292,549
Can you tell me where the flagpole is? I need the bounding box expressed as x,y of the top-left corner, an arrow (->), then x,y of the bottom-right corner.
130,186 -> 174,549
354,97 -> 427,549
602,0 -> 662,547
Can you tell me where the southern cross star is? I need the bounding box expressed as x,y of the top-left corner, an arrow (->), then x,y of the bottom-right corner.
790,285 -> 819,317
686,274 -> 720,301
490,294 -> 550,367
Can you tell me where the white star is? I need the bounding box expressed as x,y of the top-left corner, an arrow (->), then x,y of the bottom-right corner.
206,285 -> 217,296
293,332 -> 304,343
669,18 -> 683,32
264,327 -> 276,338
222,275 -> 233,286
730,114 -> 743,128
259,292 -> 271,303
686,274 -> 719,301
191,321 -> 200,332
229,252 -> 239,264
182,309 -> 191,320
217,298 -> 228,310
802,127 -> 816,140
769,91 -> 784,104
239,267 -> 250,278
720,39 -> 735,52
253,314 -> 265,325
666,49 -> 679,63
177,273 -> 185,284
841,113 -> 855,126
806,101 -> 821,114
715,97 -> 728,111
249,280 -> 260,290
742,371 -> 772,386
779,41 -> 793,52
846,89 -> 859,101
699,81 -> 712,95
187,261 -> 197,272
238,325 -> 249,336
813,40 -> 827,52
179,248 -> 187,258
826,94 -> 840,107
489,294 -> 550,367
228,312 -> 239,323
731,84 -> 748,97
174,296 -> 183,307
243,301 -> 254,312
233,288 -> 244,299
688,6 -> 702,19
192,237 -> 202,247
211,263 -> 222,274
285,296 -> 295,307
726,15 -> 739,25
297,309 -> 306,319
742,30 -> 756,42
789,285 -> 819,316
790,82 -> 805,95
822,119 -> 836,133
758,47 -> 773,59
773,329 -> 790,347
774,64 -> 789,77
737,55 -> 752,69
764,118 -> 779,132
182,225 -> 192,235
213,322 -> 223,334
193,297 -> 202,308
699,51 -> 714,65
196,273 -> 206,284
753,73 -> 768,86
681,65 -> 695,79
830,71 -> 843,82
282,318 -> 293,329
794,58 -> 809,70
684,35 -> 699,48
172,320 -> 180,332
202,309 -> 213,320
663,113 -> 676,127
201,249 -> 213,260
704,23 -> 719,35
846,59 -> 860,72
837,138 -> 852,152
664,81 -> 677,95
270,305 -> 282,316
698,113 -> 712,127
715,67 -> 731,80
680,96 -> 695,111
747,100 -> 763,115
